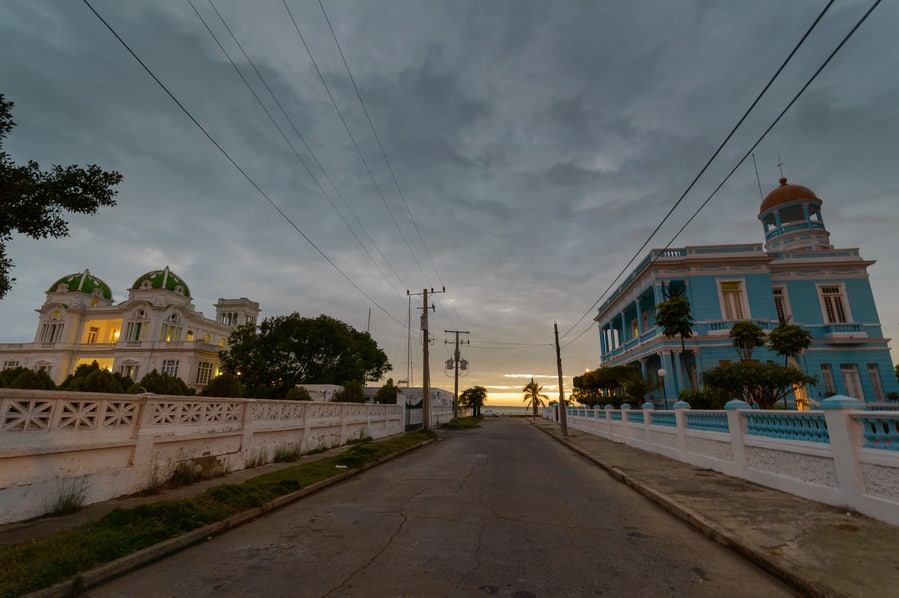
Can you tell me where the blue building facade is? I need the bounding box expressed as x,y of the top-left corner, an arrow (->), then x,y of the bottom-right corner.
594,178 -> 898,407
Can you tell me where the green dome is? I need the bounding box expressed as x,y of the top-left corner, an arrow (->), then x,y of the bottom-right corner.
131,266 -> 191,297
48,270 -> 113,300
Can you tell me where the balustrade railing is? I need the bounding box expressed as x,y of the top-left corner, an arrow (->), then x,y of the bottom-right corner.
744,412 -> 829,444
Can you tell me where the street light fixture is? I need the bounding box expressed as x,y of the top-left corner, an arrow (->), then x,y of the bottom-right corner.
658,368 -> 669,410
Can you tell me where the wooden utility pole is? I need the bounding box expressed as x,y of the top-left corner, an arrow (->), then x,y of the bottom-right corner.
554,322 -> 568,436
445,330 -> 470,420
409,287 -> 444,430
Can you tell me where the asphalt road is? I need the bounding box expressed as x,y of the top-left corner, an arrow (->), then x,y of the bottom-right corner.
87,418 -> 795,597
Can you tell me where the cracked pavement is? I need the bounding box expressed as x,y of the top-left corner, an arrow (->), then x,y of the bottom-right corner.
85,418 -> 795,597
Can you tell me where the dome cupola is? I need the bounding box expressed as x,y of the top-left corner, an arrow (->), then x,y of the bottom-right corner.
48,269 -> 113,300
758,177 -> 830,252
131,266 -> 191,297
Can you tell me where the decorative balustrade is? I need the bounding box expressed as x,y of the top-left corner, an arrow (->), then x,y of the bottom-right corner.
856,414 -> 899,451
744,412 -> 829,444
550,397 -> 899,527
685,412 -> 728,433
0,389 -> 405,524
651,412 -> 676,428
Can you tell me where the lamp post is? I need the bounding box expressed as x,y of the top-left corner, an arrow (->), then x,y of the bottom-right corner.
658,368 -> 669,410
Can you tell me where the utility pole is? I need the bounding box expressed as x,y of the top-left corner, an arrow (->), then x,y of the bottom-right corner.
445,329 -> 470,420
408,287 -> 444,430
554,322 -> 568,436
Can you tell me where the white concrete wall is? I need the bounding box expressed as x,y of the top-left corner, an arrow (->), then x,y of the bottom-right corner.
549,404 -> 899,527
0,389 -> 404,523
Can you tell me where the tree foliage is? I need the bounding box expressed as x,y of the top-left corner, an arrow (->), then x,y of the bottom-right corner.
199,373 -> 244,398
220,313 -> 391,399
729,321 -> 766,362
0,366 -> 56,390
522,379 -> 548,417
130,369 -> 195,396
58,361 -> 131,393
572,366 -> 648,408
285,386 -> 313,401
335,380 -> 365,403
701,361 -> 817,409
374,378 -> 399,404
654,293 -> 694,351
0,94 -> 122,298
459,385 -> 487,416
767,323 -> 813,368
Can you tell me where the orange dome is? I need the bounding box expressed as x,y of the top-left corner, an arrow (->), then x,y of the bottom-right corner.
760,177 -> 819,213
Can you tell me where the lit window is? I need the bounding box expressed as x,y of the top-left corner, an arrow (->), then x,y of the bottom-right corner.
820,285 -> 849,324
87,326 -> 99,344
719,281 -> 747,321
162,360 -> 179,377
160,313 -> 183,342
119,363 -> 139,380
196,362 -> 214,385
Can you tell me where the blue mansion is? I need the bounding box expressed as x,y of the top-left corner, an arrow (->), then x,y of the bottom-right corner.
594,177 -> 898,407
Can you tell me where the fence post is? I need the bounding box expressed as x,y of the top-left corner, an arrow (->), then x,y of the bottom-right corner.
821,395 -> 865,503
673,400 -> 691,454
725,400 -> 750,475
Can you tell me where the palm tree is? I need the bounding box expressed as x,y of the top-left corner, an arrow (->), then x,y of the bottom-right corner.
654,286 -> 696,390
523,378 -> 548,418
460,385 -> 488,417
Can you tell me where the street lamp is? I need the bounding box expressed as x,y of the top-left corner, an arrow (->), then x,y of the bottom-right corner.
658,368 -> 669,410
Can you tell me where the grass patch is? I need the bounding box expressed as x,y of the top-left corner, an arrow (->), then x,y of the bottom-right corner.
440,416 -> 481,430
0,430 -> 433,598
272,443 -> 301,463
48,478 -> 88,516
166,462 -> 206,488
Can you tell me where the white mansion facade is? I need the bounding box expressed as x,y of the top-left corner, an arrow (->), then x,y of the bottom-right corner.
0,267 -> 259,390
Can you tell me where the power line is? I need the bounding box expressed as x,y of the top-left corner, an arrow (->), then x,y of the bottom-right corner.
315,0 -> 469,332
82,0 -> 406,329
282,0 -> 432,287
316,1 -> 444,288
559,0 -> 837,341
194,0 -> 409,299
562,0 -> 881,348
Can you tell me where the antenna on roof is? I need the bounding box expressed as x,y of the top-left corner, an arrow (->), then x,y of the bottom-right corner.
751,153 -> 764,201
777,153 -> 785,178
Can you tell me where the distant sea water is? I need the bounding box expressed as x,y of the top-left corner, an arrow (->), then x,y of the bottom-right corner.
486,406 -> 532,416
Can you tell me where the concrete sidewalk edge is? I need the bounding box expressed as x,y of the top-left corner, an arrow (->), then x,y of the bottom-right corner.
23,437 -> 436,598
531,421 -> 847,598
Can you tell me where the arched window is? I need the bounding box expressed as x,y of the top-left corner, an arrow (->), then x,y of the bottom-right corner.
40,311 -> 65,343
124,308 -> 149,342
160,313 -> 183,342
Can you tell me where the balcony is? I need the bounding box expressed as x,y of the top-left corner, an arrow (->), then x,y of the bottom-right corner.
823,323 -> 867,342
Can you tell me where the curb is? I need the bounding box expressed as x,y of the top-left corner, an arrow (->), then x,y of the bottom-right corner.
25,437 -> 436,598
530,421 -> 846,598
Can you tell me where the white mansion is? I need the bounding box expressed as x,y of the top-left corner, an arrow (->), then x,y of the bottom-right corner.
0,267 -> 259,390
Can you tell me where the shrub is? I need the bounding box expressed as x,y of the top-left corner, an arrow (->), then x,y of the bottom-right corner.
199,373 -> 244,398
285,386 -> 312,401
678,387 -> 730,410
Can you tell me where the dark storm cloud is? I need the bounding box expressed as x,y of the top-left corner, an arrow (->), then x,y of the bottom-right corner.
1,0 -> 897,397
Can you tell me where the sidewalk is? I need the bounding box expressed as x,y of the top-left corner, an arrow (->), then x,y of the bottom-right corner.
0,442 -> 357,550
530,417 -> 899,598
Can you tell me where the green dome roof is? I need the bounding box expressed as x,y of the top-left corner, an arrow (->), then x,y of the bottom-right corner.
48,270 -> 113,300
131,267 -> 191,297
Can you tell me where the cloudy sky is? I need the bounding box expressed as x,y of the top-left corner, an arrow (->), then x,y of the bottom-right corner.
2,1 -> 897,405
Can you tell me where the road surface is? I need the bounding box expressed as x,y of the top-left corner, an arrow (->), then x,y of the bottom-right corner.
88,418 -> 794,597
